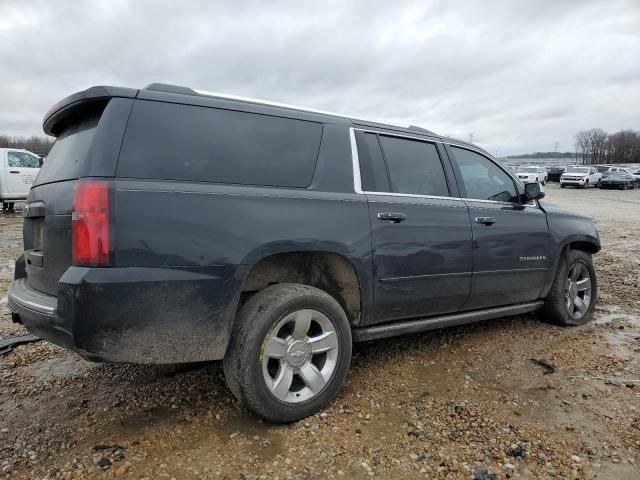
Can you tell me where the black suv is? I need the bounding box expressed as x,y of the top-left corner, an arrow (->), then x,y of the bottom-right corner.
8,84 -> 600,422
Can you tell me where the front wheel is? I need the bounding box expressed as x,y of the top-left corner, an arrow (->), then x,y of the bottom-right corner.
543,249 -> 597,326
224,283 -> 352,422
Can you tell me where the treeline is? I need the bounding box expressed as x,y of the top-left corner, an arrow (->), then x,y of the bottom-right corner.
575,128 -> 640,165
506,152 -> 574,159
0,135 -> 54,157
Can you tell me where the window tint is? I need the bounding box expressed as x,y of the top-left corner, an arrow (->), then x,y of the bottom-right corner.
355,132 -> 389,192
452,147 -> 518,202
34,108 -> 103,186
7,151 -> 40,168
378,136 -> 449,196
117,101 -> 323,188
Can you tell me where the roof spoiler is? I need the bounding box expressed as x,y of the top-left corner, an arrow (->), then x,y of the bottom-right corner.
43,86 -> 138,136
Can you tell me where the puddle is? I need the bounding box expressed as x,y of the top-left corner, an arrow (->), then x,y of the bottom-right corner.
604,330 -> 640,360
593,311 -> 640,326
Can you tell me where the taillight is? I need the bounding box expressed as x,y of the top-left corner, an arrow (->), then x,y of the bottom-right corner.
72,179 -> 111,266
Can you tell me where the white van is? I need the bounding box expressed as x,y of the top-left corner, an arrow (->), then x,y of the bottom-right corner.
0,148 -> 42,211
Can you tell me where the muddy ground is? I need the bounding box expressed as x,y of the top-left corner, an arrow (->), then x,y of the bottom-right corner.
1,184 -> 639,480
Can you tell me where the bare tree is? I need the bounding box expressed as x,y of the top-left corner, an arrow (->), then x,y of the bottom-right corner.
0,135 -> 54,156
606,130 -> 640,164
574,130 -> 590,164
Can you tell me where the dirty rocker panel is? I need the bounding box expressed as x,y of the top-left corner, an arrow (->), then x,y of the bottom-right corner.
352,301 -> 544,342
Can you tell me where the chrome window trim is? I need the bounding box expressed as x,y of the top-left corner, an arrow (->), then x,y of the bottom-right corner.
350,127 -> 364,194
349,127 -> 537,208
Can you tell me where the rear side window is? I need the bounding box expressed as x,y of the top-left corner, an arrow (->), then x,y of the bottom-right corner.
451,147 -> 518,202
378,136 -> 449,197
355,132 -> 390,192
34,108 -> 102,186
8,151 -> 40,168
117,101 -> 323,188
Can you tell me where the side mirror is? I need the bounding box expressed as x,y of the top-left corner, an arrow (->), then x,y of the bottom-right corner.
524,182 -> 545,201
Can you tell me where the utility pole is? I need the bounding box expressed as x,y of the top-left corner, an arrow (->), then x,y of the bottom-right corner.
554,141 -> 559,153
468,132 -> 474,143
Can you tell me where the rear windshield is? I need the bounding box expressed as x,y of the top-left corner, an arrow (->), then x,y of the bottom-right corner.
567,167 -> 588,174
520,167 -> 539,173
117,100 -> 323,188
34,109 -> 102,186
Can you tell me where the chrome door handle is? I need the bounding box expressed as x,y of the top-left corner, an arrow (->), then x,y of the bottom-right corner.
474,216 -> 496,225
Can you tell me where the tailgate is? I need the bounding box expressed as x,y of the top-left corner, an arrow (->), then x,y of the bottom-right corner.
23,94 -> 134,295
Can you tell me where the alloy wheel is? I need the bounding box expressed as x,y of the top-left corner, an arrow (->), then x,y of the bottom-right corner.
564,263 -> 592,320
261,309 -> 339,404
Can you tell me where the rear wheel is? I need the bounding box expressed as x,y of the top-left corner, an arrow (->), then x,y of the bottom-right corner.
224,283 -> 352,422
543,249 -> 597,326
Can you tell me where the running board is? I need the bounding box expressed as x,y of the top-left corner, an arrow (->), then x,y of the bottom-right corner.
352,301 -> 544,342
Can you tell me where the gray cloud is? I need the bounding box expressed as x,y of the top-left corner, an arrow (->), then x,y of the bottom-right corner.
1,0 -> 638,154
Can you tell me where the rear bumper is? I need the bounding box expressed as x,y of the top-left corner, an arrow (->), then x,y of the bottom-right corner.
8,265 -> 245,364
8,279 -> 77,351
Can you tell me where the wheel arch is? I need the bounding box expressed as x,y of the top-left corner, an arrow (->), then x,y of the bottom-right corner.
237,250 -> 365,327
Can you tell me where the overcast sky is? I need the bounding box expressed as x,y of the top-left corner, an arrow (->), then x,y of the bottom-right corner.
1,0 -> 638,155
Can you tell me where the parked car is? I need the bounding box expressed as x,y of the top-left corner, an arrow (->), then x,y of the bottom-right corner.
599,171 -> 636,190
8,84 -> 601,422
595,165 -> 612,174
0,148 -> 41,211
517,165 -> 548,184
560,166 -> 601,188
546,166 -> 566,182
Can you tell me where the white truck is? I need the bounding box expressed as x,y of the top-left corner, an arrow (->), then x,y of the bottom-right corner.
0,149 -> 42,211
560,166 -> 602,188
517,165 -> 548,185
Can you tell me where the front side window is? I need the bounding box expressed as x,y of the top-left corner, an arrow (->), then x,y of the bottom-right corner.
7,151 -> 40,168
378,136 -> 449,197
452,147 -> 518,202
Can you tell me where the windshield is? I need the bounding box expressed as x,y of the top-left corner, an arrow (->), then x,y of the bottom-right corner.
520,167 -> 539,173
567,168 -> 588,174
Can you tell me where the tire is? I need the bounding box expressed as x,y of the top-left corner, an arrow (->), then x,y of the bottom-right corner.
542,249 -> 597,326
7,202 -> 14,212
560,184 -> 565,188
223,283 -> 352,422
583,181 -> 589,189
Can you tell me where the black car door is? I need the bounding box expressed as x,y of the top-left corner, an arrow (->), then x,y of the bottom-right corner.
354,130 -> 473,325
446,145 -> 551,309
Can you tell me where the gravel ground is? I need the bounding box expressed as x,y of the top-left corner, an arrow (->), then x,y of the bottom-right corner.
1,184 -> 639,480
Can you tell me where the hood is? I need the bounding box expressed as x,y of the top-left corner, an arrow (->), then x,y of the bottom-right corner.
538,201 -> 593,221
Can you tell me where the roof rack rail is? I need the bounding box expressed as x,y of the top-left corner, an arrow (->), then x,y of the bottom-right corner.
143,83 -> 440,136
408,125 -> 436,135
